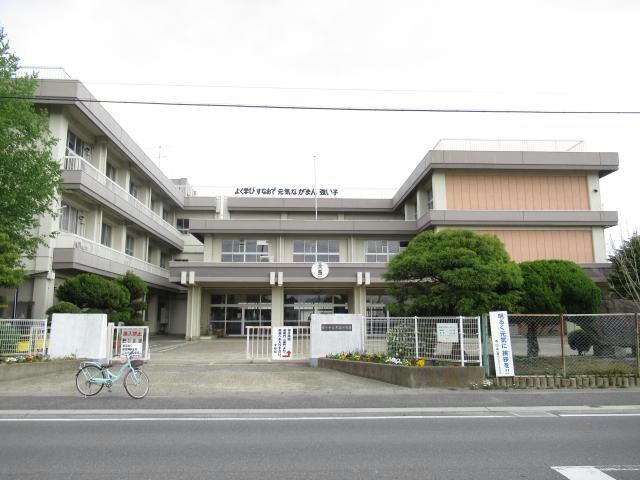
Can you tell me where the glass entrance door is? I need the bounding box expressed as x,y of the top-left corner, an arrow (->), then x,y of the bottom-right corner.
284,293 -> 348,327
210,294 -> 272,336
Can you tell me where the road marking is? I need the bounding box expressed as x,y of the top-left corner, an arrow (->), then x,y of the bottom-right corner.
1,405 -> 639,416
558,413 -> 640,417
0,414 -> 512,422
552,466 -> 617,480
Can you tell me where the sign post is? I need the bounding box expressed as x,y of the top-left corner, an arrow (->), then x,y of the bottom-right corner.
489,311 -> 515,377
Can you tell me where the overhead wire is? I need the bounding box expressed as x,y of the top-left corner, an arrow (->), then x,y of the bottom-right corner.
1,94 -> 639,114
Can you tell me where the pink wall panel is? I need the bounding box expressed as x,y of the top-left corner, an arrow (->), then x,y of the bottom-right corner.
446,173 -> 589,210
477,229 -> 594,263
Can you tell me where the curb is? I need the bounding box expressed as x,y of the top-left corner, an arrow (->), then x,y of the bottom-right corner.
491,374 -> 640,389
0,360 -> 78,382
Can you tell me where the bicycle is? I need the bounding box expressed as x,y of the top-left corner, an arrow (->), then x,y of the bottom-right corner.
75,351 -> 149,399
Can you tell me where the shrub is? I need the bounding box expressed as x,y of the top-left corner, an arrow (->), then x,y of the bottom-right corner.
45,301 -> 81,320
568,328 -> 593,355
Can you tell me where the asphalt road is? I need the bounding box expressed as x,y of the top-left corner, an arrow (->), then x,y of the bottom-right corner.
1,408 -> 639,480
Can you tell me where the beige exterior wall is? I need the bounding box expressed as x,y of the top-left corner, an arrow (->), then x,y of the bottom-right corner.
446,173 -> 590,211
474,229 -> 594,263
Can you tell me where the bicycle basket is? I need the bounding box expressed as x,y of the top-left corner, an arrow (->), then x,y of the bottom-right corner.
131,359 -> 144,368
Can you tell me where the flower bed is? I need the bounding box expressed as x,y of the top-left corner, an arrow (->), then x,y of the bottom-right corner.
320,354 -> 484,388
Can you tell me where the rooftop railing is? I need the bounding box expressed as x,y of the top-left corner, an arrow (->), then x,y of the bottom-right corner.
16,66 -> 72,79
432,138 -> 585,152
62,155 -> 182,239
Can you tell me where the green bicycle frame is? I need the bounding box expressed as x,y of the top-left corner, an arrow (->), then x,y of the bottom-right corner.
79,357 -> 140,385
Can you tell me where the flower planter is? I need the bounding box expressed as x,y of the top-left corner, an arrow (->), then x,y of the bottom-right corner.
318,358 -> 484,388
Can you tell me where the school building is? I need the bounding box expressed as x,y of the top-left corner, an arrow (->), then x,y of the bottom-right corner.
0,71 -> 619,338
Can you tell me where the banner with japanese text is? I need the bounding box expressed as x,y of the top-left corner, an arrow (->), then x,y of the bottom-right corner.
489,311 -> 515,377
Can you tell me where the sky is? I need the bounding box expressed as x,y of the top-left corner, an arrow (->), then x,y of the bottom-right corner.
1,0 -> 639,240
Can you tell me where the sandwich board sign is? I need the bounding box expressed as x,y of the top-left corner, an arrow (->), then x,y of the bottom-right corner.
489,311 -> 514,377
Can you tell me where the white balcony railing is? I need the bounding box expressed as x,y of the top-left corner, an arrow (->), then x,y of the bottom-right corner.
56,232 -> 169,278
62,155 -> 181,239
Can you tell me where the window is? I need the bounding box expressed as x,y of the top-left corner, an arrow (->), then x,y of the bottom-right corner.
129,181 -> 138,199
365,240 -> 408,263
427,188 -> 434,210
176,218 -> 190,233
293,240 -> 339,263
162,208 -> 170,222
59,203 -> 82,235
160,252 -> 168,268
125,234 -> 135,256
100,222 -> 112,248
67,130 -> 90,159
106,163 -> 117,182
221,240 -> 270,262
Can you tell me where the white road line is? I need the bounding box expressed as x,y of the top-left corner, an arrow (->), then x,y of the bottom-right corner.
552,466 -> 617,480
558,413 -> 640,417
1,405 -> 639,416
0,415 -> 512,422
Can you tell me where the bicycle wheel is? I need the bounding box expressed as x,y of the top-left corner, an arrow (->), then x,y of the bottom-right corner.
75,366 -> 105,397
124,368 -> 149,399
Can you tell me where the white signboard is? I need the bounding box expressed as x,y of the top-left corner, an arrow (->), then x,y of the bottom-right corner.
437,323 -> 459,343
272,327 -> 294,360
121,328 -> 145,358
489,311 -> 515,377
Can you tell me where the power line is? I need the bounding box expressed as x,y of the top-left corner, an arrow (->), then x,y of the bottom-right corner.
2,94 -> 640,114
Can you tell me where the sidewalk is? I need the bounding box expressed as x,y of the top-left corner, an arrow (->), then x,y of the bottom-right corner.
0,337 -> 408,397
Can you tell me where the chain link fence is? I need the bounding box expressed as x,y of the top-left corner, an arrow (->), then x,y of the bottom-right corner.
0,319 -> 48,357
485,313 -> 640,376
364,316 -> 482,366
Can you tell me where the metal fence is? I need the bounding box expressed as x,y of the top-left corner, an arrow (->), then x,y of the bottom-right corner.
246,326 -> 310,361
486,313 -> 640,377
364,316 -> 482,366
107,325 -> 150,362
0,319 -> 48,357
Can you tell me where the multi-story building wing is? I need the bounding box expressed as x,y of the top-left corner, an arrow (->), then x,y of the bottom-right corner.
4,72 -> 189,327
1,72 -> 619,339
171,139 -> 618,339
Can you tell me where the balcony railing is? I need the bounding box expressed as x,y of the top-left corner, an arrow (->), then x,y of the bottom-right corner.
56,232 -> 169,278
62,155 -> 181,238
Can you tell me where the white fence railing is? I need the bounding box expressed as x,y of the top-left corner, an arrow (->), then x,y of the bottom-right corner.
0,319 -> 48,357
107,324 -> 150,362
246,326 -> 310,361
365,316 -> 482,366
63,154 -> 181,237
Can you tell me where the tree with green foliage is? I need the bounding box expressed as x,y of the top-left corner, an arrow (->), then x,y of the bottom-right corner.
608,232 -> 640,312
55,273 -> 130,319
384,229 -> 523,316
0,232 -> 25,307
53,272 -> 148,326
519,259 -> 601,357
0,29 -> 62,263
114,271 -> 149,326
